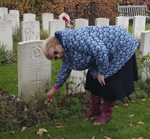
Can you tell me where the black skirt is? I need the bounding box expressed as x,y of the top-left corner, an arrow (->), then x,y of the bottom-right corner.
85,54 -> 138,101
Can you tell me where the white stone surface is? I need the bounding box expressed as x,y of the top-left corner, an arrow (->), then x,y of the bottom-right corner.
9,10 -> 20,29
4,14 -> 18,34
18,40 -> 51,102
0,21 -> 13,51
140,31 -> 150,80
66,70 -> 87,94
49,19 -> 65,37
23,13 -> 36,21
74,18 -> 89,29
132,16 -> 146,40
42,13 -> 54,33
0,11 -> 4,21
95,18 -> 109,26
0,7 -> 8,15
21,20 -> 40,41
140,30 -> 150,56
59,12 -> 70,20
115,16 -> 129,31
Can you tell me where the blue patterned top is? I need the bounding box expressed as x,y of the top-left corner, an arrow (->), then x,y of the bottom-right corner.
54,25 -> 138,88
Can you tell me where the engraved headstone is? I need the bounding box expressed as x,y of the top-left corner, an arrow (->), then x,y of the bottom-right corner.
18,40 -> 51,102
49,19 -> 65,37
23,13 -> 36,21
9,10 -> 20,29
4,14 -> 18,34
95,18 -> 109,26
140,31 -> 150,56
21,21 -> 40,41
42,13 -> 54,33
67,70 -> 87,94
0,7 -> 8,15
74,18 -> 89,29
140,30 -> 150,80
115,16 -> 129,31
132,16 -> 146,40
0,21 -> 13,51
59,12 -> 70,20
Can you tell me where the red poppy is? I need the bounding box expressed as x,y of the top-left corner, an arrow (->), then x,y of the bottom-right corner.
63,16 -> 68,22
138,51 -> 142,55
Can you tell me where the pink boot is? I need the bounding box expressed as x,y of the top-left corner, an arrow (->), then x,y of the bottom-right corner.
93,101 -> 114,125
82,94 -> 102,117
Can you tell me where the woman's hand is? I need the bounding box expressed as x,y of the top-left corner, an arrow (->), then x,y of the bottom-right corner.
47,88 -> 56,100
98,73 -> 105,86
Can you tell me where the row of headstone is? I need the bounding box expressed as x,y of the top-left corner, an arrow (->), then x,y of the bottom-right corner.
18,13 -> 150,102
140,30 -> 150,80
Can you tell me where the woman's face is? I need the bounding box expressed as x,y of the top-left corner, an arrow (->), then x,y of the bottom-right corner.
49,44 -> 64,60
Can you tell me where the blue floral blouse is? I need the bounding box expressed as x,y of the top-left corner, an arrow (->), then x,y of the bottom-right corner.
54,25 -> 139,88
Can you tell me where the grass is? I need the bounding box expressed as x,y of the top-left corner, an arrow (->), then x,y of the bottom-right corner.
0,64 -> 18,95
0,99 -> 150,139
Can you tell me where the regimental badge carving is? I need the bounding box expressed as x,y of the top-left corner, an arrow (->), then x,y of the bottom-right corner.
24,22 -> 39,41
30,46 -> 42,62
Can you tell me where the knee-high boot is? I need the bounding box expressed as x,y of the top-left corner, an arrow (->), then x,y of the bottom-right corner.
82,94 -> 102,117
93,100 -> 115,125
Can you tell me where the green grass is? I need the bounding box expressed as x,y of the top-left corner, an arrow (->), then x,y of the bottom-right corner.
0,64 -> 18,95
0,99 -> 150,139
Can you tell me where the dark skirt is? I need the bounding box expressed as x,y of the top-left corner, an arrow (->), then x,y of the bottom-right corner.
85,54 -> 138,101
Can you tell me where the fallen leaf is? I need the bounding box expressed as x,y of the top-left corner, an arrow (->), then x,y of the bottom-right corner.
100,128 -> 104,132
24,106 -> 28,112
21,127 -> 26,132
47,134 -> 52,139
137,122 -> 144,124
83,118 -> 89,121
56,126 -> 64,128
9,131 -> 14,134
55,123 -> 64,128
90,117 -> 96,120
37,128 -> 48,137
104,136 -> 111,139
91,136 -> 95,139
129,114 -> 134,118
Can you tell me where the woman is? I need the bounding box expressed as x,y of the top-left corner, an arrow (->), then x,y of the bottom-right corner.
42,25 -> 139,125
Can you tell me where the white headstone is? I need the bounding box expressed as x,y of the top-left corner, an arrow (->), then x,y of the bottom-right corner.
59,12 -> 70,20
115,16 -> 129,31
0,7 -> 8,15
74,18 -> 89,29
9,10 -> 20,29
4,14 -> 18,34
0,21 -> 13,51
132,16 -> 146,40
95,18 -> 109,26
21,21 -> 40,41
49,19 -> 65,37
140,31 -> 150,80
42,13 -> 54,33
67,70 -> 87,94
18,40 -> 51,102
140,31 -> 150,56
23,13 -> 36,21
